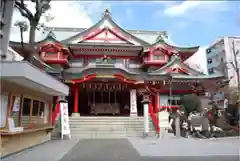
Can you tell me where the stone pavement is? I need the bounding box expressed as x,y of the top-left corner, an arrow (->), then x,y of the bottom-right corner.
60,139 -> 141,161
2,140 -> 79,161
2,137 -> 240,161
128,137 -> 240,157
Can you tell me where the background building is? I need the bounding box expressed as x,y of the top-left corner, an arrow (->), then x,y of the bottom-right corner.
206,36 -> 240,88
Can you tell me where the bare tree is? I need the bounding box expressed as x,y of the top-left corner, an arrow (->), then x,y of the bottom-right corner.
14,0 -> 53,62
230,41 -> 240,94
14,21 -> 28,49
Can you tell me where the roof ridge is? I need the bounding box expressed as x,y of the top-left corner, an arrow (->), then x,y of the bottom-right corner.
47,27 -> 166,34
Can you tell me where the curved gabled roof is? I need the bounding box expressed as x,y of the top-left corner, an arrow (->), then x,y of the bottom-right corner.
146,35 -> 200,61
60,9 -> 150,46
152,35 -> 200,52
149,55 -> 204,76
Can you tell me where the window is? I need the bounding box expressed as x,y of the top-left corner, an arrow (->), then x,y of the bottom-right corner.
206,48 -> 211,54
221,57 -> 224,62
207,58 -> 212,64
128,59 -> 140,68
39,102 -> 45,116
22,98 -> 31,116
20,97 -> 48,128
0,94 -> 8,128
208,68 -> 214,74
32,100 -> 39,116
167,96 -> 181,106
153,55 -> 164,60
0,0 -> 6,19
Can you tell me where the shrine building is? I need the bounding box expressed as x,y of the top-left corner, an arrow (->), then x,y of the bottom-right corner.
11,9 -> 224,133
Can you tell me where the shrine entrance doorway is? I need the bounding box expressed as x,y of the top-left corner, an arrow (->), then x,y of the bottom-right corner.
78,89 -> 130,116
71,82 -> 134,116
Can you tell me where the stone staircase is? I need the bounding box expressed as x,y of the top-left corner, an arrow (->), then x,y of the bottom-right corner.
69,116 -> 157,139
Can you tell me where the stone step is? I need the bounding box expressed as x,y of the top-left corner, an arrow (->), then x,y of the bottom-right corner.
68,116 -> 156,139
70,129 -> 154,133
70,124 -> 144,127
69,117 -> 144,121
70,126 -> 147,130
69,120 -> 145,124
69,119 -> 144,122
70,129 -> 156,133
69,132 -> 156,138
70,134 -> 143,139
71,131 -> 156,136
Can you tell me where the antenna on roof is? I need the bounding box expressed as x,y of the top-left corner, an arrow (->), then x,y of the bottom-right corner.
103,9 -> 111,16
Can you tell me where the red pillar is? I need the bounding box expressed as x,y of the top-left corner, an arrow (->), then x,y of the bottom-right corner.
154,94 -> 159,113
74,87 -> 79,113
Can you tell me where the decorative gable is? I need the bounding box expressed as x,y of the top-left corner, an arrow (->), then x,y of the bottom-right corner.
149,55 -> 203,76
61,9 -> 149,46
143,46 -> 169,66
166,64 -> 189,75
80,28 -> 132,44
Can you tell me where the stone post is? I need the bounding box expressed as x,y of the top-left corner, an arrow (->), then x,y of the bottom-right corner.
175,110 -> 181,137
142,94 -> 150,137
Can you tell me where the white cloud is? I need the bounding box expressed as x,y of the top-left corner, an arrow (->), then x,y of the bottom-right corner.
163,1 -> 230,18
10,1 -> 110,42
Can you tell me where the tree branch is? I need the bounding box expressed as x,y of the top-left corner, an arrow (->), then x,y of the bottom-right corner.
15,5 -> 30,19
35,0 -> 42,21
230,61 -> 237,71
15,0 -> 34,20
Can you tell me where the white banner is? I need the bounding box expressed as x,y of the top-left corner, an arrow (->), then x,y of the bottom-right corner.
12,96 -> 21,112
158,110 -> 170,128
60,102 -> 70,135
130,89 -> 137,114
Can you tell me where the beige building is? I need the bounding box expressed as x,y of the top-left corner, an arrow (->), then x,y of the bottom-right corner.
0,1 -> 69,158
206,36 -> 240,87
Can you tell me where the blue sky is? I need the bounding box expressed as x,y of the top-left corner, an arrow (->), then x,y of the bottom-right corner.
11,1 -> 240,73
105,1 -> 240,46
11,1 -> 240,47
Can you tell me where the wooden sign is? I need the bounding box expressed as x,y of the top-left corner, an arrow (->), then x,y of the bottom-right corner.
60,102 -> 71,139
96,74 -> 114,78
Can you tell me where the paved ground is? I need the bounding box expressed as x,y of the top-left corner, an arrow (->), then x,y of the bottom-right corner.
2,140 -> 79,161
128,137 -> 240,157
3,137 -> 240,161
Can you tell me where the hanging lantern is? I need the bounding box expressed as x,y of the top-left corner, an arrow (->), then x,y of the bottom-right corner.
94,83 -> 97,89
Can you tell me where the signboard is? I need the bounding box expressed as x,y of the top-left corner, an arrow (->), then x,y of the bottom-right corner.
130,89 -> 137,114
96,74 -> 114,78
60,102 -> 71,139
158,110 -> 169,128
12,96 -> 21,112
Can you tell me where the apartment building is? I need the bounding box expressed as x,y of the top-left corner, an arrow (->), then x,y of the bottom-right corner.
206,36 -> 240,87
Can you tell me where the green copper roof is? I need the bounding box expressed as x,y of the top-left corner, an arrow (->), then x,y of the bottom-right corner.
152,35 -> 199,52
171,73 -> 224,80
149,55 -> 203,76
